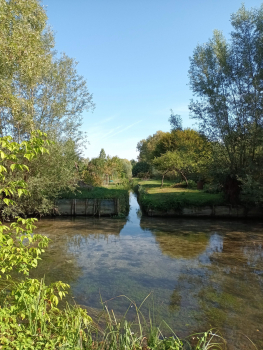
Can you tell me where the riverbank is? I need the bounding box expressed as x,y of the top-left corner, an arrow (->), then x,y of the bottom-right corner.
57,185 -> 129,216
135,179 -> 263,218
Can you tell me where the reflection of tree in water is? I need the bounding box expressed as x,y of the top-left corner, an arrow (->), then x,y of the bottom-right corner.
141,217 -> 263,348
169,289 -> 182,312
140,217 -> 209,259
154,233 -> 208,259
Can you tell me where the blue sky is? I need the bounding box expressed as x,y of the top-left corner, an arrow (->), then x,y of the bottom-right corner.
44,0 -> 263,160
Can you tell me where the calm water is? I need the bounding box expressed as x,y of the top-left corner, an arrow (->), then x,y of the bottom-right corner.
32,193 -> 263,350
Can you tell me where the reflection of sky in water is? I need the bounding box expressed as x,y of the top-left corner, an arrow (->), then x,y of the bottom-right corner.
198,234 -> 223,265
34,193 -> 263,350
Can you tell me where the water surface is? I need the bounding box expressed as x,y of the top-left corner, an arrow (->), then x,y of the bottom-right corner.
33,193 -> 263,350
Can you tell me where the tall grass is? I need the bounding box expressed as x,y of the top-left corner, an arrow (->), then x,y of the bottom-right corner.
0,284 -> 229,350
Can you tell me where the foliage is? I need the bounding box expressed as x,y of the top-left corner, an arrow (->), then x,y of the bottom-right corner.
0,131 -> 94,348
1,139 -> 81,218
121,159 -> 132,179
0,279 -> 92,349
0,0 -> 94,143
239,175 -> 263,207
153,151 -> 198,187
188,4 -> 263,185
203,183 -> 223,194
169,109 -> 182,131
0,132 -> 55,278
132,161 -> 151,177
180,180 -> 197,189
0,0 -> 94,217
130,159 -> 137,167
0,0 -> 52,139
137,129 -> 211,185
99,148 -> 106,159
81,151 -> 131,186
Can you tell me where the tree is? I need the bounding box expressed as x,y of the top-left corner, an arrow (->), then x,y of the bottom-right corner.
0,0 -> 95,213
0,0 -> 53,140
0,0 -> 94,148
189,4 -> 263,183
99,148 -> 106,159
121,159 -> 132,179
132,161 -> 150,177
153,151 -> 197,187
169,109 -> 182,131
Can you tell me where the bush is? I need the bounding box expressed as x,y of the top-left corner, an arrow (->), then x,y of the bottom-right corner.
203,183 -> 223,194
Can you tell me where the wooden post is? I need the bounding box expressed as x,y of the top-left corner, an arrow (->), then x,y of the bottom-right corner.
117,198 -> 120,215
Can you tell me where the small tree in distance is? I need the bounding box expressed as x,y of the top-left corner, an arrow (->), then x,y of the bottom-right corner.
169,110 -> 182,131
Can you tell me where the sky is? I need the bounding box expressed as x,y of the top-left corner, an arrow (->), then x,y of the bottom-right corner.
43,0 -> 263,160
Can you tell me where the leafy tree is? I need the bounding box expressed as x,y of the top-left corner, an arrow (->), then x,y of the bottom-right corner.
121,159 -> 132,179
137,129 -> 211,182
169,109 -> 182,131
153,151 -> 197,187
132,161 -> 150,177
130,159 -> 137,167
137,131 -> 166,163
0,0 -> 53,140
0,1 -> 94,144
99,148 -> 106,159
189,4 -> 263,184
0,0 -> 95,214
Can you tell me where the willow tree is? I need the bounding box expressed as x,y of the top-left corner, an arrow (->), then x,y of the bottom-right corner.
189,4 -> 263,180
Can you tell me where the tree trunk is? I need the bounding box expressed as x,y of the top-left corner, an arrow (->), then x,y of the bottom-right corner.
161,174 -> 165,188
180,172 -> 188,187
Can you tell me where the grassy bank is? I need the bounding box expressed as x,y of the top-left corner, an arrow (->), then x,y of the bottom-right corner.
135,179 -> 225,212
59,185 -> 130,215
0,282 -> 227,350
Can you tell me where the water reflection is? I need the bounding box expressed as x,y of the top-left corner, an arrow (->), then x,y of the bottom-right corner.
33,193 -> 263,350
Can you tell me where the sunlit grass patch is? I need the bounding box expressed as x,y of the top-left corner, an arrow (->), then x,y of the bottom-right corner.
137,180 -> 225,211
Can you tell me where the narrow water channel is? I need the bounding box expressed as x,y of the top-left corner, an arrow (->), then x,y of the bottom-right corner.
32,193 -> 263,350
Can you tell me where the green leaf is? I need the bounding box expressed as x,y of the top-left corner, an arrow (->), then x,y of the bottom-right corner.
0,165 -> 7,173
0,151 -> 6,159
10,164 -> 16,172
17,189 -> 24,197
3,198 -> 10,205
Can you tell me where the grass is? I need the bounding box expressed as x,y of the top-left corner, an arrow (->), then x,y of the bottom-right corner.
0,282 -> 228,350
136,179 -> 225,212
60,185 -> 128,200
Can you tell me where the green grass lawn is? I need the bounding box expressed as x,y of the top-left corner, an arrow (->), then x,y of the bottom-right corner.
60,185 -> 127,200
137,179 -> 225,211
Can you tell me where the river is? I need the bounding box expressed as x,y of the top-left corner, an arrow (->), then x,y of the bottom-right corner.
32,193 -> 263,350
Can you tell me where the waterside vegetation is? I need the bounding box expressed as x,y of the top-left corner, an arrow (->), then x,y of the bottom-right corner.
135,180 -> 225,213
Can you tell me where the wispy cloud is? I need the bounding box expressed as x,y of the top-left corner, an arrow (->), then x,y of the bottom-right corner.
104,120 -> 143,140
99,125 -> 123,139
